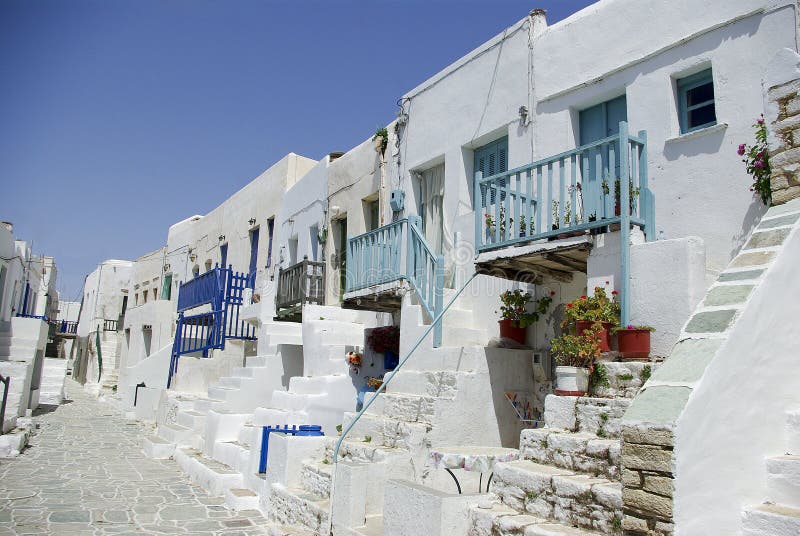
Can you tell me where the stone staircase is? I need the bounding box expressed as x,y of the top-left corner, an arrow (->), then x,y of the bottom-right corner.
0,318 -> 48,425
38,358 -> 68,405
471,361 -> 655,535
741,407 -> 800,535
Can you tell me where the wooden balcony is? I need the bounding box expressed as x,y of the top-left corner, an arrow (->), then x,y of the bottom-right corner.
275,256 -> 325,320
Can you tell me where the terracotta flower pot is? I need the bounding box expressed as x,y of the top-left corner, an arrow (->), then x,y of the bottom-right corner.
617,329 -> 651,360
554,366 -> 589,396
499,319 -> 526,345
575,320 -> 615,352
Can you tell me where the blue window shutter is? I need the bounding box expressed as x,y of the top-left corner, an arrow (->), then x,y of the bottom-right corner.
249,228 -> 259,276
475,137 -> 508,207
220,244 -> 228,268
266,218 -> 274,268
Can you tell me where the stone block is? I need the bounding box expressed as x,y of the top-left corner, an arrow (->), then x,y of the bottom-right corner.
703,285 -> 754,306
648,338 -> 722,384
771,146 -> 800,166
623,387 -> 690,427
768,79 -> 800,101
775,114 -> 800,134
729,251 -> 776,267
773,185 -> 800,205
621,443 -> 673,473
623,488 -> 673,519
744,228 -> 791,249
623,468 -> 642,488
622,513 -> 649,532
643,474 -> 674,498
758,213 -> 800,230
684,310 -> 736,333
544,395 -> 577,431
592,482 -> 623,509
717,268 -> 764,282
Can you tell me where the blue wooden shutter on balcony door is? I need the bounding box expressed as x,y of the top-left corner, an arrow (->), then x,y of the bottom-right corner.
580,95 -> 627,187
266,218 -> 274,268
249,228 -> 259,278
220,244 -> 228,269
474,137 -> 508,208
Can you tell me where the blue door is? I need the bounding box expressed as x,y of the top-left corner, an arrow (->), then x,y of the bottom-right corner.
220,243 -> 228,269
249,229 -> 259,278
580,96 -> 627,216
579,95 -> 627,145
474,137 -> 508,208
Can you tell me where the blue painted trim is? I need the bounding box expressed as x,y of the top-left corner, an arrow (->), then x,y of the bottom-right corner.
678,68 -> 716,134
619,121 -> 631,326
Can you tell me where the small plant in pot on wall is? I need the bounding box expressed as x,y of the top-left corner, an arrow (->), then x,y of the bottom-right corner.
613,325 -> 655,361
346,351 -> 362,373
550,325 -> 603,396
561,286 -> 620,352
497,289 -> 554,345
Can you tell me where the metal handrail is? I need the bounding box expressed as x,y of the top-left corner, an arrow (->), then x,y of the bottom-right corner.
0,373 -> 9,436
327,272 -> 478,534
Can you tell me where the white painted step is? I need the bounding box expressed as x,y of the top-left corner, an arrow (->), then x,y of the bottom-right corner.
767,455 -> 800,506
269,485 -> 330,534
224,487 -> 259,511
174,447 -> 243,496
299,459 -> 332,498
267,525 -> 316,536
143,435 -> 175,459
177,410 -> 207,434
193,397 -> 224,412
520,428 -> 620,480
742,503 -> 800,536
156,422 -> 194,445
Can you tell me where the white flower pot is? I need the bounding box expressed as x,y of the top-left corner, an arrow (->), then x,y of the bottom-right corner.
555,366 -> 589,395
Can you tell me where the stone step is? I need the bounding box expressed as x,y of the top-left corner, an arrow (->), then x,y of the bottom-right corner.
384,370 -> 459,399
322,437 -> 405,464
520,429 -> 620,480
470,502 -> 603,536
588,361 -> 656,399
238,423 -> 261,448
193,397 -> 224,413
341,412 -> 431,450
266,524 -> 317,536
156,422 -> 195,445
299,459 -> 333,498
143,434 -> 175,459
233,366 -> 262,378
351,514 -> 383,536
371,392 -> 436,425
442,325 -> 487,348
177,410 -> 207,433
742,503 -> 800,536
787,408 -> 800,454
207,385 -> 238,402
224,487 -> 259,511
492,459 -> 622,533
174,447 -> 243,496
268,485 -> 330,534
544,395 -> 631,438
212,440 -> 251,475
766,455 -> 800,506
218,376 -> 245,389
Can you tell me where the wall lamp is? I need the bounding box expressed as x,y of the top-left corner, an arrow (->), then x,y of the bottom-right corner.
218,235 -> 225,242
248,218 -> 256,226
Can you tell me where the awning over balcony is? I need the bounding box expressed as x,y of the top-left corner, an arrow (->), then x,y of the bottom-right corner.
474,235 -> 592,283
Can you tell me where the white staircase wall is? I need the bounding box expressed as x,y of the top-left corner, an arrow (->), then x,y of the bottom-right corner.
119,343 -> 173,408
38,358 -> 67,405
674,204 -> 800,534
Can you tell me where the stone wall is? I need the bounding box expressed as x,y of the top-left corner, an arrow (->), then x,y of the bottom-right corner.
768,78 -> 800,204
621,424 -> 674,535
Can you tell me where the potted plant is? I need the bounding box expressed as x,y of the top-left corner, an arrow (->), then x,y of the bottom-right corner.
602,177 -> 640,216
373,127 -> 388,155
550,325 -> 603,396
366,375 -> 384,390
346,351 -> 362,373
497,289 -> 554,345
562,286 -> 620,352
367,326 -> 400,369
613,324 -> 655,360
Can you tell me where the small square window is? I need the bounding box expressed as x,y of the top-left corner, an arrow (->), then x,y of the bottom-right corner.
678,69 -> 716,134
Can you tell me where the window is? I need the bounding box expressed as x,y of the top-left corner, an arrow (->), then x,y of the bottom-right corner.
249,227 -> 260,277
220,243 -> 228,269
161,273 -> 172,300
205,259 -> 212,272
678,69 -> 716,133
475,137 -> 508,207
266,218 -> 274,268
143,290 -> 148,303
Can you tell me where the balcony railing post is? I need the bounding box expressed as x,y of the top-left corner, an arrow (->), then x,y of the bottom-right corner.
474,171 -> 483,249
433,254 -> 444,348
0,374 -> 9,436
619,121 -> 631,327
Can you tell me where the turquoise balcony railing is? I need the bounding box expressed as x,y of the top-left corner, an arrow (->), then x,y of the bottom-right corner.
346,216 -> 444,346
474,122 -> 654,251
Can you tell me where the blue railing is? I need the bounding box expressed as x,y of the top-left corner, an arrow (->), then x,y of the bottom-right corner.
258,424 -> 323,473
177,266 -> 225,312
58,320 -> 78,334
15,313 -> 47,321
346,216 -> 444,346
167,266 -> 257,388
474,122 -> 654,251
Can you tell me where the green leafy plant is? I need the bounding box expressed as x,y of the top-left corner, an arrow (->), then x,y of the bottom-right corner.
562,286 -> 621,329
590,363 -> 610,391
563,199 -> 572,226
336,424 -> 342,434
738,115 -> 771,205
364,435 -> 372,443
618,373 -> 634,382
322,459 -> 329,464
612,324 -> 655,333
551,200 -> 560,229
497,289 -> 554,329
550,325 -> 603,368
525,491 -> 538,501
373,127 -> 388,154
640,365 -> 652,383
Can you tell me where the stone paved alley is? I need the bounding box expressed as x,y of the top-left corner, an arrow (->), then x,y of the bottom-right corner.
0,380 -> 271,535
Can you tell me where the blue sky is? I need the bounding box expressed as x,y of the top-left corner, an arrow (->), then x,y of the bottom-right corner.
0,0 -> 593,300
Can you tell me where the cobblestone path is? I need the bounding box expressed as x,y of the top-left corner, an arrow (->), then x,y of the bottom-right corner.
0,380 -> 271,535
